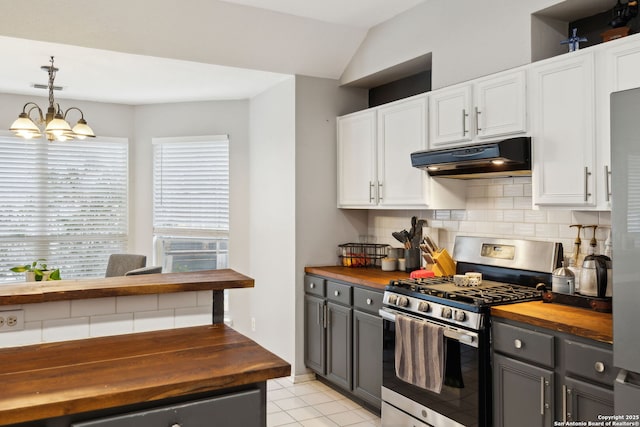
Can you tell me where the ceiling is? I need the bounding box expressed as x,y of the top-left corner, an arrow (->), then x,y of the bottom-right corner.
0,1 -> 426,105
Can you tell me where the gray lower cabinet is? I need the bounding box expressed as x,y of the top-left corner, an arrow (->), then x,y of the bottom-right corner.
303,274 -> 383,410
493,353 -> 554,427
71,389 -> 261,427
304,293 -> 325,374
492,318 -> 615,425
353,309 -> 382,407
326,301 -> 353,390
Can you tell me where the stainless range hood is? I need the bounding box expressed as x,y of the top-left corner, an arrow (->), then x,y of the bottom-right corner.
411,137 -> 531,179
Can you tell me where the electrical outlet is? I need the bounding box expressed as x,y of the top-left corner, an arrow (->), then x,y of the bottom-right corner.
0,310 -> 24,332
251,317 -> 256,332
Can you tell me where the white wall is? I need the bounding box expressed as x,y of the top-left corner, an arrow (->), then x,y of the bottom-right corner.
294,76 -> 369,375
341,0 -> 568,89
240,78 -> 297,363
130,100 -> 250,272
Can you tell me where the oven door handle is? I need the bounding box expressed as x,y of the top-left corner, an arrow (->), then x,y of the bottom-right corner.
379,308 -> 478,347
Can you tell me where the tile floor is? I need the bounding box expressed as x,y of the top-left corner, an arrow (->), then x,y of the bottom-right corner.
267,378 -> 381,427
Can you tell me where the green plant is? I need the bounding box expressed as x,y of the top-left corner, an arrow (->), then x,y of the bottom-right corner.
10,259 -> 61,281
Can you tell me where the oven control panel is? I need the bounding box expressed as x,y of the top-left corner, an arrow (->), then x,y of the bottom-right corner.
383,292 -> 483,330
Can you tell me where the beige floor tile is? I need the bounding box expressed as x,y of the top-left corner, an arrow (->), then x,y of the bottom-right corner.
327,410 -> 367,427
299,417 -> 340,427
287,406 -> 323,422
312,400 -> 353,416
299,391 -> 336,406
274,397 -> 310,411
268,411 -> 297,427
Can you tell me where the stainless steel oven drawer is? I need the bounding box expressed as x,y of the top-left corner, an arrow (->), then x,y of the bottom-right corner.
492,321 -> 554,368
305,275 -> 325,297
353,287 -> 382,314
327,281 -> 351,305
564,339 -> 615,386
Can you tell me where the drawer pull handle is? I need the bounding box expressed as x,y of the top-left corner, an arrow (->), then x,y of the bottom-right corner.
594,361 -> 605,373
309,283 -> 315,289
514,339 -> 523,349
334,290 -> 340,297
366,298 -> 373,305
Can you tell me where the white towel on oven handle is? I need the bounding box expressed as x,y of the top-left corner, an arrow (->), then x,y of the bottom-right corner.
394,313 -> 445,393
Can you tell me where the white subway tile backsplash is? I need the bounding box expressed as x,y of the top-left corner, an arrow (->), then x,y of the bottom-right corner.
71,297 -> 116,317
25,301 -> 71,322
514,197 -> 532,209
503,210 -> 524,223
90,313 -> 134,337
547,210 -> 572,224
43,317 -> 90,342
450,210 -> 466,221
0,321 -> 42,348
117,294 -> 158,313
493,222 -> 515,236
503,184 -> 524,197
175,306 -> 213,328
197,290 -> 213,307
524,210 -> 548,224
535,223 -> 560,238
134,309 -> 175,332
487,185 -> 503,198
513,223 -> 536,236
458,221 -> 477,233
159,292 -> 198,309
494,197 -> 514,209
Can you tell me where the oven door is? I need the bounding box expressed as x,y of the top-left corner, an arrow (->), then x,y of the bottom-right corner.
379,307 -> 490,427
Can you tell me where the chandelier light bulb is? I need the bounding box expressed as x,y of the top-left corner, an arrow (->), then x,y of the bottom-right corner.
8,56 -> 96,142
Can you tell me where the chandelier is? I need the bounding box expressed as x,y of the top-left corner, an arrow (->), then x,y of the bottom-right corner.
9,56 -> 95,142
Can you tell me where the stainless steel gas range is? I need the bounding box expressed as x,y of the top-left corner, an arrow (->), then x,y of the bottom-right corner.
380,236 -> 562,427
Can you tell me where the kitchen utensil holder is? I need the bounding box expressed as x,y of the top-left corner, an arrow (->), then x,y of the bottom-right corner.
339,243 -> 389,268
404,248 -> 421,272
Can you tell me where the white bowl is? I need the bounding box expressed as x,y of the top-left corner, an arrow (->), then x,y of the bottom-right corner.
381,258 -> 397,271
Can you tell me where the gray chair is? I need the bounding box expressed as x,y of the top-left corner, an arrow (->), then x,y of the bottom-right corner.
105,254 -> 147,277
125,266 -> 163,276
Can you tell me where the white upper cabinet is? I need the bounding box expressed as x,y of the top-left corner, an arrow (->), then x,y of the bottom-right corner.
337,110 -> 377,207
529,50 -> 596,207
474,71 -> 527,140
376,95 -> 428,207
429,69 -> 527,149
337,94 -> 465,210
596,34 -> 640,209
429,85 -> 473,147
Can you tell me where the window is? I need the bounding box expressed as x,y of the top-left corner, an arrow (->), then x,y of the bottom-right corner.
0,136 -> 128,282
152,136 -> 229,272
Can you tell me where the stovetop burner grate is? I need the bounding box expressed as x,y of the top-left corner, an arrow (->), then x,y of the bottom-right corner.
388,278 -> 542,307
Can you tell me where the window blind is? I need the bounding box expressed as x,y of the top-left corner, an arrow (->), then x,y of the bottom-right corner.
153,136 -> 229,235
152,136 -> 229,273
0,136 -> 128,282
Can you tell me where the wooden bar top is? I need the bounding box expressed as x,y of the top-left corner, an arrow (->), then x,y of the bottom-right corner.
304,265 -> 410,291
0,269 -> 253,306
491,301 -> 613,344
0,324 -> 290,425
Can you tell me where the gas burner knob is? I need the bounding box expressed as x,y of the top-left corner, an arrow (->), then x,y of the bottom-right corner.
441,307 -> 452,319
418,301 -> 430,312
454,311 -> 466,322
388,295 -> 398,305
397,296 -> 409,307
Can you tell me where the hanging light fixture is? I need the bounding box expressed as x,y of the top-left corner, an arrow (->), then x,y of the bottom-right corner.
9,56 -> 95,142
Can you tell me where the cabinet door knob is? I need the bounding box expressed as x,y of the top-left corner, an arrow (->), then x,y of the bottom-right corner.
334,290 -> 340,297
366,298 -> 373,305
171,424 -> 182,427
309,283 -> 315,289
594,361 -> 605,373
514,339 -> 523,349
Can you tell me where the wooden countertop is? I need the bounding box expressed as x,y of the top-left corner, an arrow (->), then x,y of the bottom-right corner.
491,301 -> 613,344
0,269 -> 253,306
304,265 -> 410,291
0,324 -> 290,425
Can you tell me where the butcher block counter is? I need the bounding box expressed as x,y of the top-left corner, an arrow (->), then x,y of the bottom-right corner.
0,269 -> 253,306
491,301 -> 613,344
304,266 -> 409,291
0,324 -> 290,426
